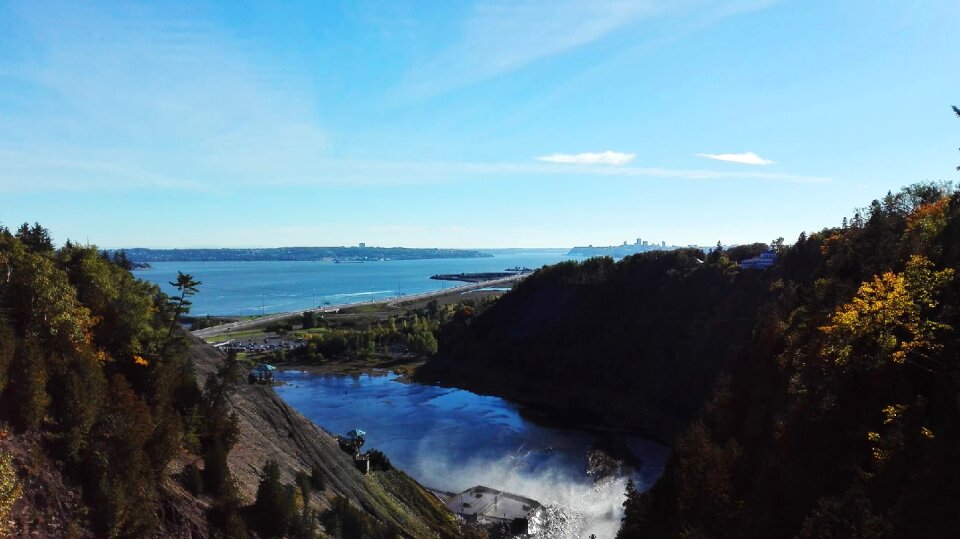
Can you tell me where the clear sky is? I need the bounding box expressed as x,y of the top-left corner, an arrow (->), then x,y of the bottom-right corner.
1,1 -> 958,249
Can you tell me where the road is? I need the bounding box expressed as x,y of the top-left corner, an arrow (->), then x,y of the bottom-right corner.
192,273 -> 529,339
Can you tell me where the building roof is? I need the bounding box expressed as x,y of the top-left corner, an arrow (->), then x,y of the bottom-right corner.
445,485 -> 541,522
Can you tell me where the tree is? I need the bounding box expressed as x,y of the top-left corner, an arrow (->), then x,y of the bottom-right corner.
7,340 -> 50,431
616,479 -> 643,539
111,249 -> 134,270
820,255 -> 954,372
15,222 -> 53,253
301,310 -> 317,329
771,236 -> 786,254
954,105 -> 960,171
166,272 -> 202,341
251,460 -> 294,538
407,327 -> 438,356
87,375 -> 160,537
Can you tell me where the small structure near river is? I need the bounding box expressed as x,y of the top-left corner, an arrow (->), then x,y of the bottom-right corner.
247,363 -> 276,384
337,429 -> 371,474
445,485 -> 543,535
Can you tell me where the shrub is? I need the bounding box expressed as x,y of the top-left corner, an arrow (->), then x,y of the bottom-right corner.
183,462 -> 204,495
367,450 -> 392,472
310,465 -> 326,491
0,448 -> 22,535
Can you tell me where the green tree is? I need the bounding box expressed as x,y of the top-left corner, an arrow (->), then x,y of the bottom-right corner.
166,271 -> 201,339
87,375 -> 159,537
251,460 -> 294,538
14,222 -> 53,253
954,105 -> 960,170
110,249 -> 134,270
7,340 -> 50,431
301,310 -> 317,329
407,328 -> 438,356
0,322 -> 15,393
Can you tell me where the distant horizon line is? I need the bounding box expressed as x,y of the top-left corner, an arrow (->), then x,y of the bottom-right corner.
102,245 -> 572,251
99,243 -> 720,251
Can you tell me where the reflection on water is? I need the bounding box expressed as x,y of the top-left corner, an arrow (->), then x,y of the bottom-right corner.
275,370 -> 669,538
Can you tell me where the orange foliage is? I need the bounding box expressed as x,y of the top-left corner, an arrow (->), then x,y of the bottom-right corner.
819,255 -> 953,370
820,233 -> 843,256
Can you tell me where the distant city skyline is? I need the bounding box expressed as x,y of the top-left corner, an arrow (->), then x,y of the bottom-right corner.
1,1 -> 958,249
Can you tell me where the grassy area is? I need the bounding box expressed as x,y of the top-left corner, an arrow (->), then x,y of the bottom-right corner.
202,328 -> 267,342
337,303 -> 404,315
367,469 -> 461,537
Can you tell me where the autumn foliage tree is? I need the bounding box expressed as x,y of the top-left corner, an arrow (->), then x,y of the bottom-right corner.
0,223 -> 240,537
622,181 -> 960,537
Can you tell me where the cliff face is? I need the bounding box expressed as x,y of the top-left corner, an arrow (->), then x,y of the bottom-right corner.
186,335 -> 460,537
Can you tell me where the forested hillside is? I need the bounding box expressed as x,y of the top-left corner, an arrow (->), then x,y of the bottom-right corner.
0,225 -> 218,536
421,240 -> 775,439
0,224 -> 458,538
618,184 -> 960,537
424,181 -> 960,537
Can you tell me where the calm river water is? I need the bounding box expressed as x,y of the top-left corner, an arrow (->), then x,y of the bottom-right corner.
137,249 -> 570,316
275,370 -> 669,538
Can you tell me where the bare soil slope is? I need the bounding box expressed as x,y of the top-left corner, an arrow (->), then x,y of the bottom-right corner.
188,335 -> 459,537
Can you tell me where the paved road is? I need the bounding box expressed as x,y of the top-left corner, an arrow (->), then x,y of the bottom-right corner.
192,273 -> 529,339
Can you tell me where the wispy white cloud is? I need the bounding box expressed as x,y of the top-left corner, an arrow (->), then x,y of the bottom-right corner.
0,149 -> 208,192
0,3 -> 327,191
536,151 -> 635,165
398,1 -> 783,101
400,0 -> 669,99
0,152 -> 827,193
696,152 -> 775,165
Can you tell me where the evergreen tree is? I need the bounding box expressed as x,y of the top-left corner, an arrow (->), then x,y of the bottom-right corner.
14,222 -> 53,253
251,460 -> 294,538
165,271 -> 201,342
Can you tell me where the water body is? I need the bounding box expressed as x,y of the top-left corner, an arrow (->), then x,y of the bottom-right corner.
276,370 -> 669,538
137,249 -> 570,316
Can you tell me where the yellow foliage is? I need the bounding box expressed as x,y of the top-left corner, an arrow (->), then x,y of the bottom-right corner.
819,255 -> 953,369
134,355 -> 149,367
0,449 -> 21,533
866,431 -> 880,442
2,243 -> 96,352
881,404 -> 906,425
920,426 -> 935,440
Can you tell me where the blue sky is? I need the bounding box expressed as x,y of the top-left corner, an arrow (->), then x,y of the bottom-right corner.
1,0 -> 958,248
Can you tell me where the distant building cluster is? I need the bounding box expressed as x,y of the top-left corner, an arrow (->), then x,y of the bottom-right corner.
568,236 -> 675,258
739,250 -> 777,270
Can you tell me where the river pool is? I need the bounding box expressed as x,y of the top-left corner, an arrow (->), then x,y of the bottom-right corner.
275,370 -> 668,538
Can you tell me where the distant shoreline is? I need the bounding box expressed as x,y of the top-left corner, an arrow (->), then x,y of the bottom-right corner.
111,246 -> 495,263
192,273 -> 528,339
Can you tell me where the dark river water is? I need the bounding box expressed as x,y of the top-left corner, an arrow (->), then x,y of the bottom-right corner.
275,370 -> 669,538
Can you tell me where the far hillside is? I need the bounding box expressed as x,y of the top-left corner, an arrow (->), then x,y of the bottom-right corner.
420,181 -> 960,537
419,239 -> 775,440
